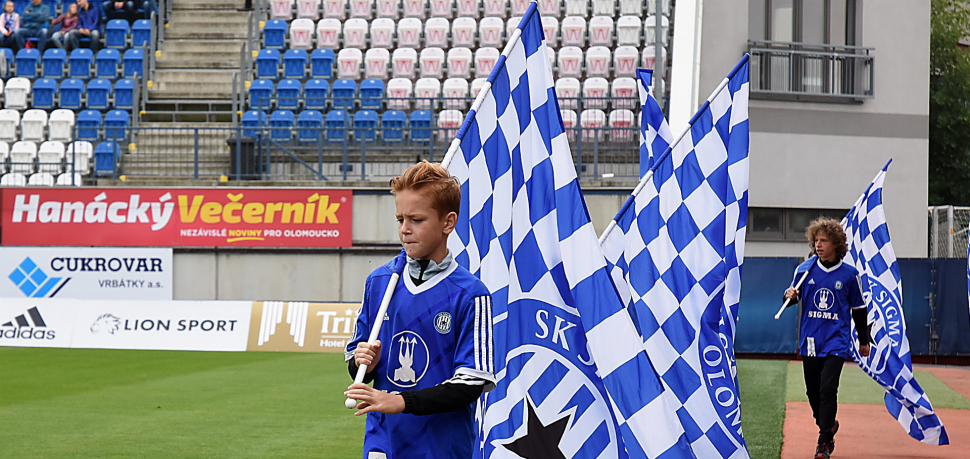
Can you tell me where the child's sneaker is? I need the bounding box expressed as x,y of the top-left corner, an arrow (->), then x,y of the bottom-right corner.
814,443 -> 831,459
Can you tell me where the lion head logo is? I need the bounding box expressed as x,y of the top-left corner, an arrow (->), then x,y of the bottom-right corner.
90,314 -> 121,334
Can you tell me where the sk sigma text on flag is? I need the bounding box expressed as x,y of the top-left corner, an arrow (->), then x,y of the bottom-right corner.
601,55 -> 751,459
443,3 -> 693,458
842,161 -> 949,445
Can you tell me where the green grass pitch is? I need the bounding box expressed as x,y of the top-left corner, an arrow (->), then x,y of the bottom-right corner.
0,349 -> 809,458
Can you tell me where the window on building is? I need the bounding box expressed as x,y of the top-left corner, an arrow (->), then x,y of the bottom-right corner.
747,207 -> 850,242
748,0 -> 858,45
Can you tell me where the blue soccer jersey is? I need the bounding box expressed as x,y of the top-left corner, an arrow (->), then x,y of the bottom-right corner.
346,251 -> 494,459
791,258 -> 866,359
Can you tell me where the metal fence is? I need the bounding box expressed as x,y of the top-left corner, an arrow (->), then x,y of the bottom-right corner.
748,40 -> 874,102
928,206 -> 970,258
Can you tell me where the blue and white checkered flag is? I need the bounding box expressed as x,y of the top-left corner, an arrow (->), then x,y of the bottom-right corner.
637,68 -> 673,179
600,55 -> 752,459
442,3 -> 693,458
841,161 -> 949,445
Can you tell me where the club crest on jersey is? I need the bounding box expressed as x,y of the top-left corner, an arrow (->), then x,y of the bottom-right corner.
814,288 -> 835,311
388,330 -> 429,387
433,312 -> 452,334
835,281 -> 843,290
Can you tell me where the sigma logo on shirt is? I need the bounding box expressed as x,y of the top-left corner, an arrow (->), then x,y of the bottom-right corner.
434,311 -> 452,334
387,330 -> 429,388
0,306 -> 55,340
813,288 -> 835,311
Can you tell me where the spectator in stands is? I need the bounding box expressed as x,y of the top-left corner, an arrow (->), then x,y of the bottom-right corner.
15,0 -> 50,51
0,1 -> 20,49
141,0 -> 158,20
102,0 -> 136,22
50,2 -> 79,49
66,0 -> 100,53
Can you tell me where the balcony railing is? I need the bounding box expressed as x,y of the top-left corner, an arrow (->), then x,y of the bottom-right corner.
748,40 -> 874,102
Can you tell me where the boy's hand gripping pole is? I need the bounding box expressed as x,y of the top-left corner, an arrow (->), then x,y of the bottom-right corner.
774,270 -> 810,320
345,272 -> 400,410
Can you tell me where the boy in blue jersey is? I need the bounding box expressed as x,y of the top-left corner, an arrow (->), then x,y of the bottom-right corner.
783,218 -> 871,459
344,161 -> 495,459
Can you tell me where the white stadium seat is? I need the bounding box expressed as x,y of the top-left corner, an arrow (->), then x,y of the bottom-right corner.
565,0 -> 586,16
545,45 -> 555,71
592,0 -> 613,16
474,47 -> 499,77
414,77 -> 442,110
456,0 -> 478,17
349,0 -> 372,18
386,78 -> 413,109
10,141 -> 37,174
56,172 -> 83,186
0,172 -> 26,186
4,78 -> 31,110
538,0 -> 557,16
582,77 -> 609,109
337,48 -> 363,78
420,47 -> 446,78
479,17 -> 504,47
429,0 -> 451,18
438,109 -> 463,140
470,77 -> 486,98
297,0 -> 320,19
614,45 -> 639,77
316,18 -> 342,48
0,141 -> 7,173
557,46 -> 582,78
402,0 -> 425,18
365,48 -> 390,78
425,17 -> 450,47
447,47 -> 472,78
609,109 -> 636,141
555,77 -> 580,109
611,77 -> 637,109
452,17 -> 477,47
617,16 -> 641,46
48,109 -> 75,142
21,109 -> 48,142
645,15 -> 670,46
580,109 -> 606,141
370,18 -> 396,48
343,18 -> 368,48
323,0 -> 347,18
27,172 -> 55,186
66,141 -> 94,175
376,0 -> 399,17
482,0 -> 505,18
619,0 -> 641,15
269,0 -> 294,19
290,18 -> 315,49
541,16 -> 559,46
397,17 -> 423,47
585,46 -> 611,77
589,16 -> 613,46
0,109 -> 20,142
510,0 -> 528,16
561,16 -> 586,46
560,109 -> 577,140
392,47 -> 418,77
642,45 -> 668,76
443,78 -> 469,109
37,141 -> 65,173
648,0 -> 670,16
506,16 -> 521,39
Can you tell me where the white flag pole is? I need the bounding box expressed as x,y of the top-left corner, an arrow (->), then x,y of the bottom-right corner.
345,272 -> 401,409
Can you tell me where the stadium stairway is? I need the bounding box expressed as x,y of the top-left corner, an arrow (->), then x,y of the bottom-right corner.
120,122 -> 232,177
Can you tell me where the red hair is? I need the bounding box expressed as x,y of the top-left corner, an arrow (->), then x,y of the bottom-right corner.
389,161 -> 461,217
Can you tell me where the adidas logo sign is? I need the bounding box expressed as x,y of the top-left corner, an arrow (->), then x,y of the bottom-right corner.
1,306 -> 56,340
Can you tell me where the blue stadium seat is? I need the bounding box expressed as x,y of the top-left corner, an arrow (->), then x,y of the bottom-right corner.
59,79 -> 84,109
77,110 -> 102,141
297,110 -> 323,143
381,110 -> 406,142
105,19 -> 129,49
69,49 -> 93,79
96,49 -> 121,79
249,79 -> 274,111
131,19 -> 152,48
42,48 -> 66,78
31,78 -> 57,110
86,79 -> 112,110
310,48 -> 334,79
263,19 -> 287,49
304,79 -> 329,110
114,79 -> 134,109
123,49 -> 144,78
410,110 -> 432,142
283,49 -> 307,79
16,48 -> 39,79
276,79 -> 301,110
94,141 -> 120,177
359,79 -> 384,110
269,109 -> 294,141
242,110 -> 266,137
104,110 -> 129,142
325,110 -> 347,143
255,48 -> 280,79
0,48 -> 12,76
353,110 -> 378,143
331,78 -> 356,110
